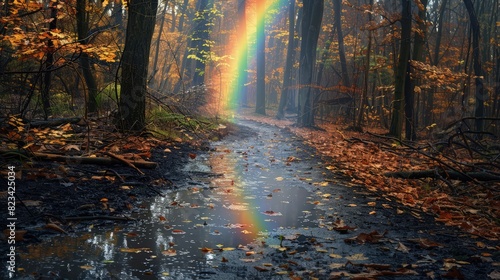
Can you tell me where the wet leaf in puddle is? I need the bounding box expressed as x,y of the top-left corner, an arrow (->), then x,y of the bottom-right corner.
222,247 -> 236,251
396,242 -> 410,253
408,238 -> 443,249
162,248 -> 177,256
329,263 -> 344,269
329,253 -> 342,259
126,232 -> 139,238
347,203 -> 357,207
159,215 -> 167,221
120,247 -> 150,253
346,253 -> 368,261
322,193 -> 332,199
240,258 -> 257,263
367,201 -> 376,206
262,210 -> 282,216
45,223 -> 68,234
200,247 -> 213,253
222,257 -> 229,262
224,204 -> 249,211
171,229 -> 186,234
80,265 -> 93,270
254,266 -> 270,272
241,229 -> 252,234
275,176 -> 284,181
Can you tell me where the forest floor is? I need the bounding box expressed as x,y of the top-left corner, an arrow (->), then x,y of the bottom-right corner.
0,111 -> 499,279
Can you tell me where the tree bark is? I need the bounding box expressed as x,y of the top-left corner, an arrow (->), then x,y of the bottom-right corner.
76,0 -> 99,114
332,0 -> 350,88
150,1 -> 169,89
406,0 -> 428,141
118,0 -> 158,131
389,0 -> 411,138
41,4 -> 58,119
463,0 -> 486,133
277,0 -> 296,119
297,0 -> 324,127
191,0 -> 214,87
255,0 -> 266,115
236,0 -> 249,108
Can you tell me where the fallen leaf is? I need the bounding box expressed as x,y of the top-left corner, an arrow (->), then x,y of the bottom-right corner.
162,248 -> 177,256
409,238 -> 443,249
488,270 -> 500,280
171,229 -> 186,234
254,266 -> 270,272
45,223 -> 68,234
396,242 -> 410,253
120,247 -> 149,253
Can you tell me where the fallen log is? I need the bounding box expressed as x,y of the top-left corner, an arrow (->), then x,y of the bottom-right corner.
384,170 -> 500,181
32,152 -> 158,169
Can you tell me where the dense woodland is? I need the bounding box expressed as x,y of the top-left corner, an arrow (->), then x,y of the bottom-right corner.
0,0 -> 499,137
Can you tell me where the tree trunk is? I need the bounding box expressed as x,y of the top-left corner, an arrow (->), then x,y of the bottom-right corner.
425,0 -> 447,126
255,0 -> 266,115
332,0 -> 350,88
356,0 -> 373,129
150,1 -> 169,89
276,0 -> 296,119
178,0 -> 190,32
192,0 -> 214,87
297,0 -> 324,127
389,0 -> 411,138
406,0 -> 428,140
76,0 -> 99,115
236,0 -> 249,108
463,0 -> 485,133
118,0 -> 158,131
42,4 -> 58,119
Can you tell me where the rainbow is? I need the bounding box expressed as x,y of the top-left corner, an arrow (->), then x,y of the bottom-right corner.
220,0 -> 289,113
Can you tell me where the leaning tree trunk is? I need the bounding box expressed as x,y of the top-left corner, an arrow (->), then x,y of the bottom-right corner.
118,0 -> 158,131
297,0 -> 324,127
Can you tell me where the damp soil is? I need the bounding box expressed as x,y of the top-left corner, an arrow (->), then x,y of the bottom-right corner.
1,119 -> 498,279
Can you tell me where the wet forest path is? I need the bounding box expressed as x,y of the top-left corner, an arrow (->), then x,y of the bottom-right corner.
8,119 -> 498,279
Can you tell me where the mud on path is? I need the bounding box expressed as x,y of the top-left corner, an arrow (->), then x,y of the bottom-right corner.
1,119 -> 499,279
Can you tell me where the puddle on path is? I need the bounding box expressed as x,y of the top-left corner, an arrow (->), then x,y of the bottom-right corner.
15,121 -> 329,279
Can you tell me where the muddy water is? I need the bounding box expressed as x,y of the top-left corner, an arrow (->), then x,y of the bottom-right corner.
15,121 -> 328,279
